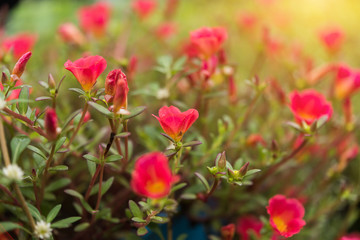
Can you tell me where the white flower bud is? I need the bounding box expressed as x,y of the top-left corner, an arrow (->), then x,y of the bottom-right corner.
156,88 -> 170,100
34,220 -> 52,239
2,164 -> 23,181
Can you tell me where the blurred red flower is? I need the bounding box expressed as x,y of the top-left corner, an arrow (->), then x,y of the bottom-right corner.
58,23 -> 86,46
236,216 -> 263,240
319,26 -> 345,52
131,152 -> 178,199
341,233 -> 360,240
2,33 -> 36,60
334,64 -> 360,100
78,2 -> 110,38
45,108 -> 58,140
289,89 -> 333,125
267,194 -> 306,238
220,224 -> 235,240
155,22 -> 177,40
132,0 -> 157,19
153,106 -> 199,142
64,55 -> 107,92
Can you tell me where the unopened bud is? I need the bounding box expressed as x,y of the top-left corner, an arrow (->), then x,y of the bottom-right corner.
271,139 -> 278,152
221,224 -> 235,240
12,52 -> 32,78
113,76 -> 129,114
32,168 -> 37,177
239,162 -> 249,177
105,69 -> 127,97
218,151 -> 227,170
48,74 -> 56,89
44,108 -> 58,141
1,72 -> 8,84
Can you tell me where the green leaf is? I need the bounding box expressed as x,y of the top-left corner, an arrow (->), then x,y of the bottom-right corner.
176,234 -> 188,240
27,145 -> 47,160
180,193 -> 197,200
64,189 -> 83,200
26,203 -> 42,221
171,182 -> 187,194
194,172 -> 210,191
55,137 -> 67,153
51,217 -> 81,228
132,217 -> 146,223
88,102 -> 112,117
115,132 -> 131,138
49,165 -> 68,172
69,88 -> 85,95
137,227 -> 148,236
47,204 -> 62,223
62,109 -> 82,130
35,96 -> 52,101
182,141 -> 202,147
244,169 -> 261,177
45,178 -> 71,192
89,177 -> 114,196
105,155 -> 123,163
129,200 -> 143,218
122,106 -> 147,120
0,221 -> 30,234
87,160 -> 96,177
151,216 -> 169,224
74,222 -> 90,232
17,86 -> 29,114
10,135 -> 31,163
83,154 -> 99,163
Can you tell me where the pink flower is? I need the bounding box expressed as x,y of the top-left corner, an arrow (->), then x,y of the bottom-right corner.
132,0 -> 157,19
0,80 -> 25,101
78,2 -> 110,38
2,33 -> 36,59
267,195 -> 306,238
45,108 -> 58,140
58,23 -> 86,46
190,27 -> 228,59
153,106 -> 199,142
105,69 -> 127,97
289,89 -> 333,125
237,12 -> 258,30
334,64 -> 360,100
131,152 -> 178,199
341,233 -> 360,240
319,26 -> 345,52
64,55 -> 107,92
236,216 -> 263,240
155,22 -> 177,40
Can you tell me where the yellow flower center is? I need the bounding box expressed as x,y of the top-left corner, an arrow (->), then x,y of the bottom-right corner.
146,181 -> 167,195
273,216 -> 287,233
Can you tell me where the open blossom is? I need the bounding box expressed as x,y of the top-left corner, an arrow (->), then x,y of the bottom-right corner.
289,89 -> 333,125
236,216 -> 263,240
132,0 -> 157,19
341,233 -> 360,240
267,195 -> 306,238
131,152 -> 178,199
34,220 -> 52,239
334,64 -> 360,100
45,108 -> 58,140
78,2 -> 110,38
190,27 -> 228,59
319,26 -> 344,52
58,23 -> 86,46
2,33 -> 36,59
64,55 -> 107,92
2,164 -> 24,181
153,106 -> 199,142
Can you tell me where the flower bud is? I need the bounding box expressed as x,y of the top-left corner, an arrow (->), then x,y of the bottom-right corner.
12,51 -> 32,79
48,73 -> 56,89
217,151 -> 226,170
1,72 -> 8,84
239,162 -> 249,177
45,108 -> 58,140
221,224 -> 235,240
113,76 -> 129,114
105,69 -> 127,97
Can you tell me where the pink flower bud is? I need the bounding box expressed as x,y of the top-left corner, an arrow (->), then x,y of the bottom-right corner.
131,152 -> 178,199
289,89 -> 333,125
58,23 -> 86,46
11,52 -> 32,79
113,75 -> 129,114
45,108 -> 58,140
220,224 -> 235,240
267,195 -> 306,238
64,55 -> 107,92
153,106 -> 199,142
105,69 -> 127,97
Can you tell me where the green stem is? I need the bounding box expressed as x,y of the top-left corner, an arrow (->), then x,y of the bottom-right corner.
92,163 -> 104,223
121,120 -> 129,171
39,143 -> 56,203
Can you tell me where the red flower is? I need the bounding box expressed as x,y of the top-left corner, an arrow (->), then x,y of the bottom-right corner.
12,51 -> 32,79
45,108 -> 58,140
153,106 -> 199,142
131,152 -> 178,199
341,233 -> 360,240
190,27 -> 227,59
64,55 -> 107,92
58,23 -> 86,46
2,33 -> 36,59
236,216 -> 263,240
334,64 -> 360,100
289,89 -> 333,125
78,2 -> 110,38
0,80 -> 25,101
237,12 -> 258,30
132,0 -> 157,19
319,26 -> 344,52
220,224 -> 235,240
267,195 -> 306,238
155,22 -> 177,40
